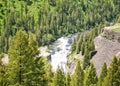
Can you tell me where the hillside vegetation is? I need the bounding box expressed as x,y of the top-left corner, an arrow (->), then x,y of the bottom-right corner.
113,27 -> 120,32
0,0 -> 120,86
0,0 -> 120,53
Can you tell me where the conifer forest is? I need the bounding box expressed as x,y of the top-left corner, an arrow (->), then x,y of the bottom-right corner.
0,0 -> 120,86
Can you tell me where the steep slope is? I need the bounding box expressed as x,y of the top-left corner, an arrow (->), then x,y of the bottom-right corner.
91,24 -> 120,76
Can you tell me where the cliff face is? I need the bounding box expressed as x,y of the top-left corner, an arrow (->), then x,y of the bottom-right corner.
91,24 -> 120,76
102,25 -> 120,42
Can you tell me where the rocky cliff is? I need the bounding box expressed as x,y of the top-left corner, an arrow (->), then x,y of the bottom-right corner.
101,24 -> 120,42
91,24 -> 120,76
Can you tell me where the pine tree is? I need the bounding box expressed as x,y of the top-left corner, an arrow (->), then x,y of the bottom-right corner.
71,38 -> 77,53
102,56 -> 120,86
0,57 -> 6,86
31,56 -> 45,86
108,56 -> 120,86
70,61 -> 84,86
76,42 -> 80,54
66,73 -> 71,86
81,42 -> 85,55
102,67 -> 112,86
76,34 -> 83,54
7,29 -> 28,85
70,75 -> 76,86
45,64 -> 53,86
6,29 -> 45,85
97,63 -> 107,86
53,67 -> 65,86
83,46 -> 90,69
84,63 -> 98,86
24,31 -> 45,86
115,58 -> 120,85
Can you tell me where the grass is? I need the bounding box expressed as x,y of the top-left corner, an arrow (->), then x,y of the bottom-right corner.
112,27 -> 120,32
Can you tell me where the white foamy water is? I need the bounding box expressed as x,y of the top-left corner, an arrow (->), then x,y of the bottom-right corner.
49,34 -> 77,72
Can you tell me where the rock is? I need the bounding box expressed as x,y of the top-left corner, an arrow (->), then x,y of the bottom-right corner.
116,52 -> 120,57
66,58 -> 76,74
91,24 -> 120,76
38,46 -> 51,57
38,46 -> 51,63
101,24 -> 120,43
1,54 -> 9,65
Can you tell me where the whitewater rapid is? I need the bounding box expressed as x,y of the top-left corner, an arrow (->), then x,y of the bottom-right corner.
49,34 -> 77,72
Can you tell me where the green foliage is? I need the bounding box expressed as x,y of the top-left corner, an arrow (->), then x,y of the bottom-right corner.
81,42 -> 85,55
99,63 -> 107,80
71,28 -> 99,69
53,67 -> 66,86
70,61 -> 84,86
113,27 -> 120,32
76,34 -> 83,54
0,0 -> 120,85
6,29 -> 45,85
66,73 -> 71,86
70,75 -> 76,86
71,38 -> 77,53
102,56 -> 120,86
116,58 -> 120,85
0,58 -> 6,86
108,56 -> 120,86
45,64 -> 53,86
83,46 -> 90,69
0,0 -> 120,53
84,63 -> 98,86
97,63 -> 107,86
83,55 -> 90,70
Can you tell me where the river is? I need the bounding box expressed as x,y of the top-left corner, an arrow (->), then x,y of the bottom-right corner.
48,33 -> 77,72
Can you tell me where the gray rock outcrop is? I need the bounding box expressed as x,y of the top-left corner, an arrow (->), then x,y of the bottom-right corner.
91,24 -> 120,76
101,24 -> 120,42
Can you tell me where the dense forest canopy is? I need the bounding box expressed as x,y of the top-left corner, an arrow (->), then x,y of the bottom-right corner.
0,0 -> 120,86
0,0 -> 120,53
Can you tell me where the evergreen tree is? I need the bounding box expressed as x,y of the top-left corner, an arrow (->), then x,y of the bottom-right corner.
0,0 -> 120,53
83,46 -> 90,69
102,56 -> 120,86
116,58 -> 120,85
71,38 -> 77,53
108,56 -> 120,86
102,67 -> 112,86
45,64 -> 53,86
81,42 -> 85,55
70,61 -> 84,86
109,56 -> 119,86
76,34 -> 83,54
6,29 -> 45,85
7,29 -> 28,85
31,56 -> 45,86
70,75 -> 76,86
0,57 -> 6,86
84,63 -> 98,86
97,63 -> 107,86
66,73 -> 71,86
53,67 -> 65,86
